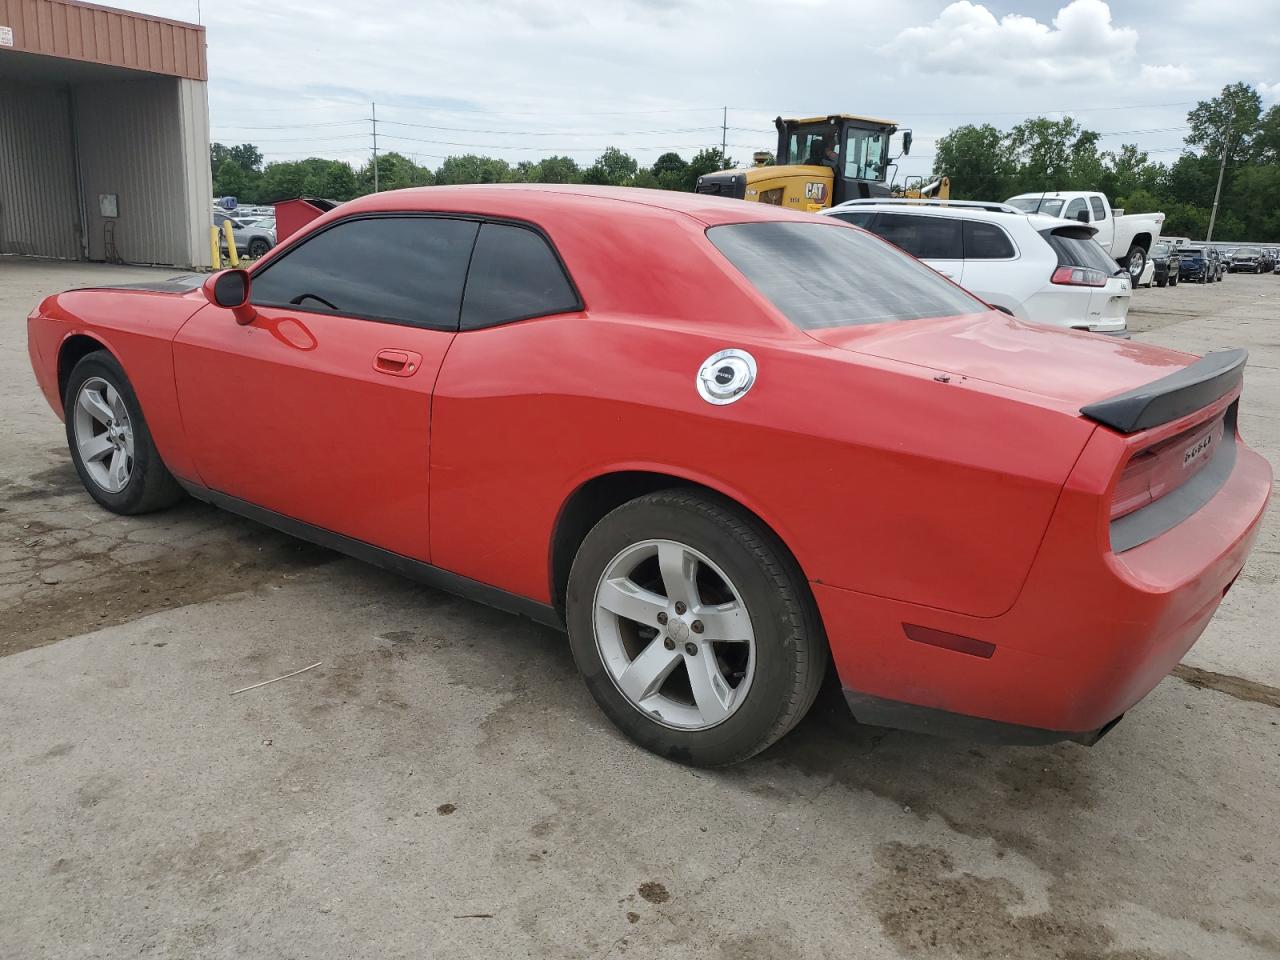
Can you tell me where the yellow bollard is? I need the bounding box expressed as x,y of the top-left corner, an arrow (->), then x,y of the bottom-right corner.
210,226 -> 222,269
222,220 -> 240,267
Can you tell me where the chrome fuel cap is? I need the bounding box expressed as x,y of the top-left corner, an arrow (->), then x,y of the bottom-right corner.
696,349 -> 757,405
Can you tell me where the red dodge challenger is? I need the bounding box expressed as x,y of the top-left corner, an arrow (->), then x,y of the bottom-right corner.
27,185 -> 1271,766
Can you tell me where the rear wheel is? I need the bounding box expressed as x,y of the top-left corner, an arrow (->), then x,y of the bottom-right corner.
248,238 -> 270,258
64,351 -> 184,515
1156,276 -> 1167,288
1125,245 -> 1147,283
566,491 -> 826,766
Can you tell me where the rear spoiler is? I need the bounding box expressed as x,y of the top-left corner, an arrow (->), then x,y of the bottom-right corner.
1080,349 -> 1247,433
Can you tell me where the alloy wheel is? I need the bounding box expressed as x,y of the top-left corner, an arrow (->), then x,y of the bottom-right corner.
593,539 -> 756,731
73,376 -> 134,493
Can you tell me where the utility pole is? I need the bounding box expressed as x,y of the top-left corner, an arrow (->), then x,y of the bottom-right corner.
721,106 -> 727,159
1206,129 -> 1231,242
371,101 -> 380,193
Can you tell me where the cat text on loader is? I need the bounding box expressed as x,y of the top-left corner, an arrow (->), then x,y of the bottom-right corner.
695,114 -> 927,211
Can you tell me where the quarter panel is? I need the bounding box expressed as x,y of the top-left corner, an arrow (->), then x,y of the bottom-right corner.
429,314 -> 1093,618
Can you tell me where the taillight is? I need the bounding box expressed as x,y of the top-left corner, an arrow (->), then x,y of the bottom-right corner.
1051,265 -> 1107,287
1110,416 -> 1225,520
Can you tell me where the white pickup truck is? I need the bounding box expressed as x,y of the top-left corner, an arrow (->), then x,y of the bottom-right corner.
1005,191 -> 1165,282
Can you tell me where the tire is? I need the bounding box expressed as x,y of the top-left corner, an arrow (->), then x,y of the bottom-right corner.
566,490 -> 827,767
64,351 -> 184,515
1156,276 -> 1167,288
248,238 -> 270,259
1124,245 -> 1147,283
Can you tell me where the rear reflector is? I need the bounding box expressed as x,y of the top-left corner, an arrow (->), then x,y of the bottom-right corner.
1111,414 -> 1226,520
1051,265 -> 1108,287
904,624 -> 996,659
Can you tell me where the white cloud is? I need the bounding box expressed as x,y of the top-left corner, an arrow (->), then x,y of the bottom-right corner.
1139,64 -> 1194,86
887,0 -> 1138,83
1259,82 -> 1280,102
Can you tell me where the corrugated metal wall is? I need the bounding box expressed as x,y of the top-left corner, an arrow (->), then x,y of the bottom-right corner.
0,79 -> 81,259
75,76 -> 190,265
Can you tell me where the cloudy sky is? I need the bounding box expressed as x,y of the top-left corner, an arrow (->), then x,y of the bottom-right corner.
120,0 -> 1278,178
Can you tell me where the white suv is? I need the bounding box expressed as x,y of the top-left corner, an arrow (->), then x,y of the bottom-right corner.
820,199 -> 1131,336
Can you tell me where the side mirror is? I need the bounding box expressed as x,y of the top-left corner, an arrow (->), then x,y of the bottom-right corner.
1076,209 -> 1089,223
901,130 -> 913,156
202,268 -> 257,325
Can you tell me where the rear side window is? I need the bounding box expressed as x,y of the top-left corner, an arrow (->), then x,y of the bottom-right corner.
1089,196 -> 1107,220
460,222 -> 580,330
871,213 -> 963,260
251,216 -> 479,329
708,221 -> 983,329
828,210 -> 875,228
962,220 -> 1016,259
1041,227 -> 1119,274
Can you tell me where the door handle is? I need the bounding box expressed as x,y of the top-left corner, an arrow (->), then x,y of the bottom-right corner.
374,349 -> 423,377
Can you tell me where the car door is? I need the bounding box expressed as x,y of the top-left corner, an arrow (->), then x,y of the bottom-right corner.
173,214 -> 479,561
871,212 -> 964,284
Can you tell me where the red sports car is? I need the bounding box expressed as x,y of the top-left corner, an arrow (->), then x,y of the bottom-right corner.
27,185 -> 1271,766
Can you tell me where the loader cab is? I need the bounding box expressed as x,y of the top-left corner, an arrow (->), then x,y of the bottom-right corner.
775,115 -> 905,204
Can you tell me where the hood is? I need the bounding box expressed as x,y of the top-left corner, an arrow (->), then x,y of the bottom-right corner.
806,311 -> 1194,411
79,274 -> 206,295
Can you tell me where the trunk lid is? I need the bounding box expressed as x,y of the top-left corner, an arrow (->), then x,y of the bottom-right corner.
805,311 -> 1194,410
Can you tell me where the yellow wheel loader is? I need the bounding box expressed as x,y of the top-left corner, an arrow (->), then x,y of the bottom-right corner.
695,114 -> 949,210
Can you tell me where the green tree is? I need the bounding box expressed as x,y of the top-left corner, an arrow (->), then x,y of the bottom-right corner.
213,159 -> 252,200
931,124 -> 1015,201
433,154 -> 513,185
1006,117 -> 1097,193
581,147 -> 639,186
651,151 -> 688,190
526,155 -> 581,184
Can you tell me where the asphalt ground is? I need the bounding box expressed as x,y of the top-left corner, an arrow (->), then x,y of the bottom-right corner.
3,257 -> 1278,959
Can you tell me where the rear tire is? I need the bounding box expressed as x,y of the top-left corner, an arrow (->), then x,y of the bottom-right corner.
1125,245 -> 1147,283
248,238 -> 270,258
64,351 -> 184,515
566,490 -> 827,767
1156,276 -> 1167,288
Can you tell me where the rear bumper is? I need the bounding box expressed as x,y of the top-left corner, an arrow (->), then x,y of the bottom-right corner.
816,433 -> 1271,740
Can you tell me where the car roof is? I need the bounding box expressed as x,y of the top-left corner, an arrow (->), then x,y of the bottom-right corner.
330,183 -> 824,228
821,201 -> 1092,234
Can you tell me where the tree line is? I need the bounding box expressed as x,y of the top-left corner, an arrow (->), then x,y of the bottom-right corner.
212,144 -> 735,207
214,82 -> 1280,242
932,83 -> 1280,241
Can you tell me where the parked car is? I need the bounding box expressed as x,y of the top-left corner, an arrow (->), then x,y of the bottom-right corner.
1135,256 -> 1156,288
1178,247 -> 1215,283
823,198 -> 1131,335
27,185 -> 1271,765
1206,248 -> 1226,282
212,210 -> 276,259
1150,241 -> 1180,287
1229,246 -> 1267,273
1263,249 -> 1279,272
1005,191 -> 1164,284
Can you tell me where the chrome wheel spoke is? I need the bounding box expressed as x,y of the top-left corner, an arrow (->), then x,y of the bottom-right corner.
686,644 -> 733,725
79,388 -> 113,426
78,433 -> 114,464
597,577 -> 668,626
657,541 -> 699,607
618,636 -> 683,704
694,600 -> 751,642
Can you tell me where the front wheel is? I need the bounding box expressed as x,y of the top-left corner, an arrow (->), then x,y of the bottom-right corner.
64,351 -> 184,515
1156,276 -> 1167,288
566,491 -> 827,766
248,238 -> 270,258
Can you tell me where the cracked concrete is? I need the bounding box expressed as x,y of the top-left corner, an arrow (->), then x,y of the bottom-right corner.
1,258 -> 1278,959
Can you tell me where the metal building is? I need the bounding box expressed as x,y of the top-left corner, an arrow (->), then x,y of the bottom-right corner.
0,0 -> 212,267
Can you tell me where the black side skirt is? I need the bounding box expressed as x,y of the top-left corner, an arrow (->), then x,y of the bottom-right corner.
843,690 -> 1120,747
177,480 -> 564,631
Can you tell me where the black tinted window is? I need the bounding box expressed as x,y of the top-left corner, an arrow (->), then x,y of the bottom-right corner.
251,216 -> 479,329
871,213 -> 963,260
829,211 -> 875,228
1042,228 -> 1119,273
1064,198 -> 1087,220
963,220 -> 1015,259
1089,196 -> 1107,220
708,221 -> 982,329
460,223 -> 579,330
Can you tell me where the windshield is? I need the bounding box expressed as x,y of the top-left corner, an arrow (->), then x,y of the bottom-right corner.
1235,247 -> 1260,256
1007,196 -> 1065,217
707,221 -> 984,329
1182,248 -> 1203,257
1153,243 -> 1171,256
